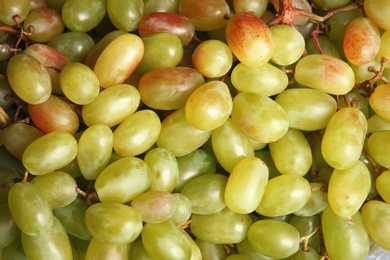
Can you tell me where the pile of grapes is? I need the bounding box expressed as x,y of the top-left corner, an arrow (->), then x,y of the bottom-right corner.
1,0 -> 390,259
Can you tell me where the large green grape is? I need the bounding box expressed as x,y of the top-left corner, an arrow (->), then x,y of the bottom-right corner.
367,130 -> 390,169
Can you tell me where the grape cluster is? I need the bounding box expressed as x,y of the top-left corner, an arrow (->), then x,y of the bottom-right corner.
1,0 -> 390,259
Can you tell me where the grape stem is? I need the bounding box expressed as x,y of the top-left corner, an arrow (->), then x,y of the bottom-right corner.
22,170 -> 29,182
300,226 -> 320,251
354,57 -> 388,96
0,106 -> 12,128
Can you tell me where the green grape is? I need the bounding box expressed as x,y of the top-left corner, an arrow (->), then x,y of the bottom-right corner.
0,203 -> 20,248
53,197 -> 92,241
30,171 -> 77,209
1,122 -> 44,160
370,84 -> 390,122
0,0 -> 30,25
269,24 -> 305,66
247,219 -> 300,259
233,0 -> 268,18
156,108 -> 212,157
364,0 -> 390,31
305,35 -> 340,58
255,174 -> 311,217
113,109 -> 161,157
376,30 -> 390,68
181,173 -> 227,215
135,33 -> 183,75
85,202 -> 143,244
93,33 -> 144,88
321,107 -> 367,170
294,54 -> 355,95
254,150 -> 281,179
361,200 -> 390,251
190,207 -> 252,244
138,67 -> 205,110
294,182 -> 328,217
106,0 -> 143,32
62,0 -> 106,32
142,220 -> 192,260
85,237 -> 128,260
285,247 -> 320,260
59,62 -> 100,105
185,80 -> 232,131
28,94 -> 80,134
81,84 -> 140,127
322,207 -> 370,260
182,226 -> 203,260
376,170 -> 390,204
236,238 -> 275,260
129,238 -> 152,259
289,215 -> 320,252
225,156 -> 268,214
0,79 -> 13,109
174,148 -> 216,192
0,168 -> 20,205
2,234 -> 28,259
349,60 -> 381,86
226,12 -> 274,67
195,238 -> 226,260
230,62 -> 288,96
269,128 -> 312,176
7,53 -> 51,104
312,0 -> 350,8
21,216 -> 72,260
144,148 -> 179,193
325,8 -> 363,43
8,181 -> 54,236
168,193 -> 192,227
179,0 -> 230,31
367,130 -> 390,169
94,157 -> 151,203
48,32 -> 95,62
231,92 -> 289,143
143,0 -> 180,14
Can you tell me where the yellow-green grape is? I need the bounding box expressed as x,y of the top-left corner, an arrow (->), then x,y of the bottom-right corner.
367,130 -> 390,169
364,0 -> 390,31
85,237 -> 129,260
192,40 -> 233,78
190,207 -> 252,244
195,238 -> 226,260
275,88 -> 337,131
181,173 -> 227,215
182,227 -> 203,260
113,109 -> 161,157
376,30 -> 390,68
22,216 -> 72,260
236,237 -> 274,260
0,203 -> 20,249
294,182 -> 329,217
95,157 -> 151,203
368,113 -> 390,133
144,0 -> 180,14
77,124 -> 113,180
94,34 -> 144,88
144,147 -> 179,193
157,108 -> 212,157
233,0 -> 268,18
289,215 -> 321,252
321,107 -> 367,170
142,220 -> 191,260
247,219 -> 300,259
7,53 -> 51,104
370,84 -> 390,121
185,80 -> 232,131
168,193 -> 192,227
81,84 -> 141,127
255,174 -> 311,217
339,91 -> 369,118
22,130 -> 78,176
8,182 -> 54,236
322,207 -> 370,260
69,234 -> 89,259
232,92 -> 289,143
376,170 -> 390,204
85,202 -> 142,244
129,238 -> 152,259
305,35 -> 340,58
294,54 -> 355,95
106,0 -> 143,32
225,156 -> 269,214
230,62 -> 288,96
254,150 -> 282,179
269,24 -> 305,66
328,160 -> 370,217
130,190 -> 177,223
349,59 -> 381,84
53,197 -> 92,241
30,171 -> 77,209
325,8 -> 363,43
361,200 -> 390,251
59,62 -> 100,105
0,0 -> 30,25
269,128 -> 312,176
285,247 -> 320,260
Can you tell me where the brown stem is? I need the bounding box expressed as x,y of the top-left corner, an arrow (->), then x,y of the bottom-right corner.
354,57 -> 388,95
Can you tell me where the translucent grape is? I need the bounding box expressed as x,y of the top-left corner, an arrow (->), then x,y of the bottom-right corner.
294,182 -> 329,217
364,0 -> 390,31
195,238 -> 226,260
0,0 -> 30,25
376,30 -> 390,69
85,237 -> 129,260
375,170 -> 390,204
233,0 -> 268,18
106,0 -> 144,32
168,193 -> 192,227
370,84 -> 390,122
289,215 -> 321,252
367,130 -> 390,169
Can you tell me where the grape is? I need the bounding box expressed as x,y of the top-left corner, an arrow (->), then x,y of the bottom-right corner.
106,0 -> 144,32
195,238 -> 226,260
129,238 -> 152,259
305,35 -> 341,58
375,170 -> 390,204
47,0 -> 65,12
294,182 -> 329,217
225,156 -> 269,214
226,12 -> 274,67
289,215 -> 321,252
8,181 -> 54,236
94,157 -> 152,203
325,8 -> 364,43
367,130 -> 390,169
376,30 -> 390,68
7,53 -> 51,104
364,0 -> 390,31
0,203 -> 20,249
349,59 -> 381,84
0,168 -> 20,205
85,237 -> 129,260
29,0 -> 48,11
233,0 -> 268,18
144,0 -> 180,14
113,109 -> 161,157
85,202 -> 143,244
168,193 -> 192,227
62,0 -> 106,33
0,0 -> 30,25
370,84 -> 390,122
0,43 -> 11,61
247,219 -> 300,259
285,247 -> 320,260
230,62 -> 288,97
254,150 -> 282,179
294,54 -> 355,95
321,107 -> 367,170
182,231 -> 202,260
0,79 -> 13,109
22,130 -> 78,176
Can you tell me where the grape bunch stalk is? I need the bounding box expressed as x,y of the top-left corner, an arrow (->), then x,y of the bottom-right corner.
1,0 -> 390,259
